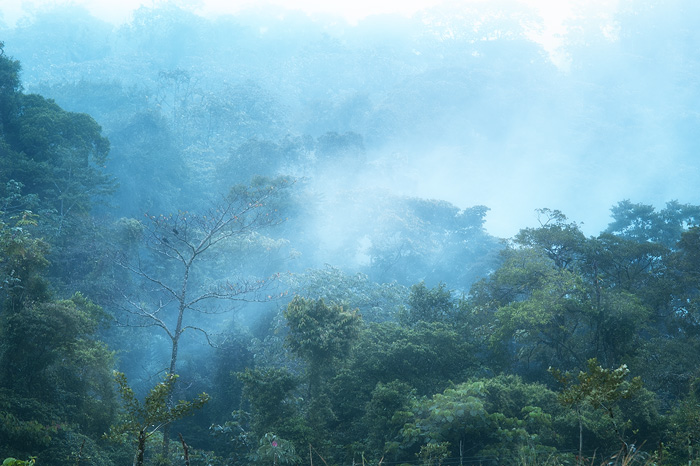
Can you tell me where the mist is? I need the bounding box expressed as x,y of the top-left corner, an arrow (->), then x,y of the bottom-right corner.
3,0 -> 700,462
1,0 -> 696,333
3,0 -> 695,243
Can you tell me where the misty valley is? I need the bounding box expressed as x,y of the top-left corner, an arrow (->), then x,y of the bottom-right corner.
1,1 -> 700,465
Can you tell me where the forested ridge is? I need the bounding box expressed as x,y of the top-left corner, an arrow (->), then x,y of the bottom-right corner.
1,1 -> 700,464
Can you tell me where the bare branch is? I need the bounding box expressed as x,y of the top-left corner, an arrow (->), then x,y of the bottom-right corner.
181,325 -> 228,348
119,293 -> 174,340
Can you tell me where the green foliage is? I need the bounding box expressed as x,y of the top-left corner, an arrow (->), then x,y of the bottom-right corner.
0,47 -> 115,299
515,208 -> 586,270
110,372 -> 210,438
0,208 -> 50,309
107,371 -> 210,464
344,320 -> 476,397
606,200 -> 700,246
551,359 -> 643,416
1,92 -> 114,238
362,380 -> 416,455
399,282 -> 455,326
0,44 -> 22,123
550,359 -> 646,454
0,293 -> 117,433
0,408 -> 53,451
400,376 -> 561,464
671,227 -> 700,334
663,378 -> 700,465
287,265 -> 410,323
2,458 -> 35,466
6,14 -> 700,464
284,297 -> 361,379
237,368 -> 303,440
250,432 -> 301,466
416,442 -> 450,466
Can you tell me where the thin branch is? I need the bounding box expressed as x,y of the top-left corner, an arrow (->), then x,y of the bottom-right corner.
120,294 -> 174,340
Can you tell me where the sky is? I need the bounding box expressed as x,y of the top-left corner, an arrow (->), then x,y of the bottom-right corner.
3,0 -> 613,30
2,0 -> 621,73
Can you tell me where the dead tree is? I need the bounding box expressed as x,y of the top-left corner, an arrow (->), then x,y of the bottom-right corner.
117,178 -> 292,457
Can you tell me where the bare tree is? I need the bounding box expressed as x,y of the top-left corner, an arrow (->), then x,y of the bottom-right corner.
117,178 -> 291,456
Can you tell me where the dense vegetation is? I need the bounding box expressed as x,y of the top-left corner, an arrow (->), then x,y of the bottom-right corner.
1,1 -> 700,464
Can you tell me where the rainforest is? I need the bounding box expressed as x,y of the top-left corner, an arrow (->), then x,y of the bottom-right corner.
1,0 -> 700,464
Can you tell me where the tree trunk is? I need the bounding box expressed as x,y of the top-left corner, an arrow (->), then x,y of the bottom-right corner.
578,414 -> 583,466
135,429 -> 146,466
179,433 -> 190,466
161,333 -> 181,458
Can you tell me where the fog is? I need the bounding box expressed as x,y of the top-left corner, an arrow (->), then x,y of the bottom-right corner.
2,1 -> 700,459
0,0 -> 696,275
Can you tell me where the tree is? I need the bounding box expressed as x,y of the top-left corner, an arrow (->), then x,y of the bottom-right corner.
118,177 -> 291,455
550,358 -> 644,461
606,200 -> 700,246
514,208 -> 586,271
472,208 -> 660,374
400,376 -> 561,465
237,368 -> 304,441
283,297 -> 361,398
0,42 -> 22,130
400,282 -> 455,326
474,246 -> 589,373
361,380 -> 415,457
0,292 -> 117,432
366,197 -> 500,289
0,215 -> 120,463
0,208 -> 49,311
107,371 -> 209,466
2,93 -> 113,238
2,459 -> 35,466
250,432 -> 301,466
0,47 -> 115,298
287,265 -> 409,323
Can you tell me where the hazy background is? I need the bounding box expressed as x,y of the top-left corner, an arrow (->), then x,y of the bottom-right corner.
1,0 -> 696,240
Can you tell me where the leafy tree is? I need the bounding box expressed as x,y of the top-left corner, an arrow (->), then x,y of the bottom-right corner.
0,293 -> 116,434
663,377 -> 700,465
284,297 -> 361,398
249,432 -> 301,466
472,210 -> 660,374
399,282 -> 455,326
0,217 -> 120,463
107,371 -> 209,466
400,376 -> 561,465
237,368 -> 305,442
514,208 -> 586,271
2,93 -> 113,237
2,459 -> 35,466
550,358 -> 644,459
282,297 -> 361,457
366,197 -> 500,289
474,247 -> 589,373
670,226 -> 700,330
361,380 -> 415,458
0,43 -> 21,128
287,265 -> 409,323
0,46 -> 115,297
606,200 -> 700,246
0,208 -> 49,311
335,320 -> 477,410
416,442 -> 450,466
